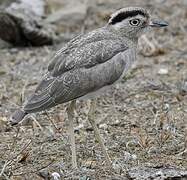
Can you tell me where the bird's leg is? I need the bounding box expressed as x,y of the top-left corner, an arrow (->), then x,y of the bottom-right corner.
67,100 -> 77,169
87,100 -> 112,167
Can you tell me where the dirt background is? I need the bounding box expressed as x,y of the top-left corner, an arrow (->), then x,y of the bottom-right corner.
0,0 -> 187,179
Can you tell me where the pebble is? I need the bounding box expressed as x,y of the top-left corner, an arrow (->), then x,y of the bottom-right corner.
51,172 -> 61,180
99,123 -> 108,130
158,68 -> 168,75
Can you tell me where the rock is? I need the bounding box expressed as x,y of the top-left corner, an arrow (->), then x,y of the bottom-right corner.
8,0 -> 45,17
158,68 -> 169,75
0,37 -> 12,48
0,0 -> 56,46
46,0 -> 88,33
46,1 -> 88,27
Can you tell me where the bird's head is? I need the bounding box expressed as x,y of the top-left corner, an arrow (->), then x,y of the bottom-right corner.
108,7 -> 168,39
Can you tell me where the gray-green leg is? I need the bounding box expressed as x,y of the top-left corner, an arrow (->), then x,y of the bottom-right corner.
67,100 -> 77,169
87,100 -> 112,167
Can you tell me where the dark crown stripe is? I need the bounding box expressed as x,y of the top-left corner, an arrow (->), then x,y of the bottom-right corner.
110,10 -> 148,25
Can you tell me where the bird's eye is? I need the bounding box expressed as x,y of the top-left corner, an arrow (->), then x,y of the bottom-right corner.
129,19 -> 140,26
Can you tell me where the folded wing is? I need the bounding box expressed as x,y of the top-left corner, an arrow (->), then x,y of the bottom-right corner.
23,34 -> 130,113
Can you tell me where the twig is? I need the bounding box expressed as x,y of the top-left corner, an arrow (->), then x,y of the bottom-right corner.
12,160 -> 55,176
45,111 -> 59,131
15,139 -> 32,159
0,160 -> 11,177
10,127 -> 20,151
2,172 -> 10,180
30,115 -> 43,130
20,79 -> 28,104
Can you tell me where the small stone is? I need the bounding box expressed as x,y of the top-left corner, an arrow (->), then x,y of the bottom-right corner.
158,68 -> 168,75
163,103 -> 170,112
131,154 -> 137,160
51,172 -> 61,180
99,123 -> 108,130
38,169 -> 50,179
148,146 -> 161,154
155,170 -> 164,177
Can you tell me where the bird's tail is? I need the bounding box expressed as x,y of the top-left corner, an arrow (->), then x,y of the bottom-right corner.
10,109 -> 28,125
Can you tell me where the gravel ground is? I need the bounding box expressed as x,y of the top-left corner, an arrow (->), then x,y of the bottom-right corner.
0,0 -> 187,179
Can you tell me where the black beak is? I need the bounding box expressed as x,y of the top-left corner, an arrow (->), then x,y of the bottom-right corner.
149,19 -> 168,27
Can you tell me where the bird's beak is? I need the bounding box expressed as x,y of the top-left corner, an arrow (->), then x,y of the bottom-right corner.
149,19 -> 168,27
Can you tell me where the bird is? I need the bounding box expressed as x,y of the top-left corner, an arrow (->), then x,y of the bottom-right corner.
10,7 -> 168,169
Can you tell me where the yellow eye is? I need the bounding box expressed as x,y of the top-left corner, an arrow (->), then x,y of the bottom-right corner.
129,19 -> 140,26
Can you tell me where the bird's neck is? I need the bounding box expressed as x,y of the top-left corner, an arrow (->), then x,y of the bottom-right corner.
106,25 -> 138,48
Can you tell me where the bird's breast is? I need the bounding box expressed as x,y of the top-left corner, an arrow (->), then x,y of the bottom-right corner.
117,48 -> 137,81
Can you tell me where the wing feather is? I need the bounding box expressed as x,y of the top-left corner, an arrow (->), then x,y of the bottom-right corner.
47,27 -> 125,74
51,39 -> 128,76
